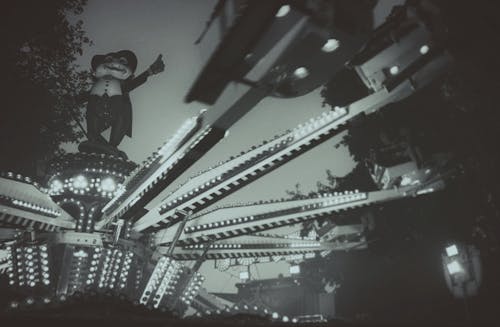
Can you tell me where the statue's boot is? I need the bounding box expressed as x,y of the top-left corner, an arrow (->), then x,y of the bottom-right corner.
105,144 -> 128,160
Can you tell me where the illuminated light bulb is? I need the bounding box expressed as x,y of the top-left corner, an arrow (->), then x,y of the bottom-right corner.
293,67 -> 309,79
275,5 -> 290,17
73,249 -> 88,258
447,260 -> 463,275
73,175 -> 88,189
100,177 -> 116,192
322,38 -> 340,52
420,44 -> 430,55
389,65 -> 399,75
50,179 -> 64,193
444,245 -> 459,258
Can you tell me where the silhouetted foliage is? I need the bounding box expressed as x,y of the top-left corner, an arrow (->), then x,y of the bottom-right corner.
1,0 -> 92,176
297,2 -> 500,322
287,162 -> 377,237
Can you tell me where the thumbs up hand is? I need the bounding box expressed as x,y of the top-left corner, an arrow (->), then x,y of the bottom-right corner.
148,54 -> 165,75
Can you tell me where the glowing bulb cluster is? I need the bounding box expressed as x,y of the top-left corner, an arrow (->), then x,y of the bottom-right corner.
139,257 -> 182,309
100,177 -> 117,192
72,175 -> 88,189
49,174 -> 122,199
95,247 -> 132,290
6,244 -> 50,288
50,179 -> 63,193
180,272 -> 204,306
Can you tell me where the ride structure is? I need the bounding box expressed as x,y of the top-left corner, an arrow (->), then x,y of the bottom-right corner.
0,0 -> 456,319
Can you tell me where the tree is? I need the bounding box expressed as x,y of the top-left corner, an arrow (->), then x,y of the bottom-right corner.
286,162 -> 378,237
0,0 -> 92,176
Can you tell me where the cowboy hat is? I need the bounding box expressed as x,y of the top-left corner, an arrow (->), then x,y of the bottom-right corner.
91,50 -> 138,72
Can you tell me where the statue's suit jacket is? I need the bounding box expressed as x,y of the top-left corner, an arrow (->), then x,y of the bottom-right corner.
83,70 -> 150,138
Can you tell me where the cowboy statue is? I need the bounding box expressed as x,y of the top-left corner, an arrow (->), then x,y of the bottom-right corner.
79,50 -> 165,158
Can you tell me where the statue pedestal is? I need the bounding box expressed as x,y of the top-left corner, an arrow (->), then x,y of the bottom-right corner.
45,152 -> 136,231
78,140 -> 128,160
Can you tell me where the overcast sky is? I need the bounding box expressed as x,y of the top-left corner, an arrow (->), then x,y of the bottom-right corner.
70,0 -> 402,293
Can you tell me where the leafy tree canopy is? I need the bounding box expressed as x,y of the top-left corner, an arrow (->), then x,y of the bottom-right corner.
1,0 -> 92,176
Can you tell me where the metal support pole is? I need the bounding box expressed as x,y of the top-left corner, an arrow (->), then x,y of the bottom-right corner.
192,241 -> 212,273
166,210 -> 191,256
112,219 -> 124,244
29,229 -> 36,242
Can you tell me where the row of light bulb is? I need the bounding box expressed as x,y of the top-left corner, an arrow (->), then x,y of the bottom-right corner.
158,132 -> 292,216
184,243 -> 243,249
140,257 -> 175,304
201,304 -> 294,323
11,199 -> 60,217
184,191 -> 361,234
157,116 -> 198,160
180,273 -> 204,306
143,258 -> 182,308
180,289 -> 198,306
184,215 -> 256,233
110,124 -> 201,219
85,247 -> 102,285
117,252 -> 134,289
97,248 -> 130,289
49,175 -> 119,197
160,176 -> 223,213
293,106 -> 347,139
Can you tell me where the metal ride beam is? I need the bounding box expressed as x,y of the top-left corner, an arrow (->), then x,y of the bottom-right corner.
96,4 -> 368,231
133,15 -> 452,233
156,234 -> 361,261
0,177 -> 75,231
133,67 -> 446,232
95,113 -> 226,230
0,205 -> 74,231
152,175 -> 445,246
185,1 -> 289,105
0,228 -> 18,241
94,8 -> 306,229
